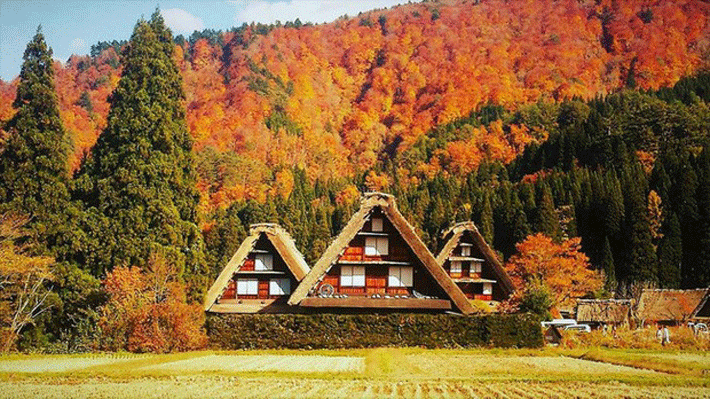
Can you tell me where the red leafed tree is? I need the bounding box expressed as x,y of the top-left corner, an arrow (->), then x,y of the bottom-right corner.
98,253 -> 207,353
505,233 -> 603,307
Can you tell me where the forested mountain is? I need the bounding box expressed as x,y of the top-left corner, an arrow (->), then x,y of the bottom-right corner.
1,0 -> 708,210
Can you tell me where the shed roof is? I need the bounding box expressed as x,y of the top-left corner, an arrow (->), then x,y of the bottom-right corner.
576,299 -> 631,324
637,288 -> 709,323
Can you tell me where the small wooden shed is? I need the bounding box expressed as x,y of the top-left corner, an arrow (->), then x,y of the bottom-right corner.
288,192 -> 475,314
575,299 -> 631,328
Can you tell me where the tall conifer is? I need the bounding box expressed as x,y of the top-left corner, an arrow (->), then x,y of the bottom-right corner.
74,12 -> 207,293
0,27 -> 72,249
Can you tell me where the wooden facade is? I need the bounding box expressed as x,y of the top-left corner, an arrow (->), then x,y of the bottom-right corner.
436,222 -> 515,303
288,193 -> 475,314
204,224 -> 310,314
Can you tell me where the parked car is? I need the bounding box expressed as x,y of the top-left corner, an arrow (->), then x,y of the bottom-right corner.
563,324 -> 591,333
541,319 -> 577,328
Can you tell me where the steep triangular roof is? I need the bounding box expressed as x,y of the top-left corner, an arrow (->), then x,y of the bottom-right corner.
288,192 -> 475,314
204,223 -> 310,311
436,221 -> 515,296
638,288 -> 710,323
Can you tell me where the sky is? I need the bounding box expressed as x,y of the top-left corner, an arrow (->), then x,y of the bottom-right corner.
0,0 -> 406,81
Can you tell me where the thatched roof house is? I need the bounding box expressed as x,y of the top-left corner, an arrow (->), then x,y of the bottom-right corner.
204,223 -> 310,313
575,299 -> 632,327
637,288 -> 710,325
436,221 -> 515,302
288,192 -> 475,314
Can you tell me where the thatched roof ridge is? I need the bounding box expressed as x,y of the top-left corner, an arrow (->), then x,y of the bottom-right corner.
575,299 -> 631,324
436,221 -> 515,296
638,288 -> 710,323
288,192 -> 475,314
203,223 -> 310,312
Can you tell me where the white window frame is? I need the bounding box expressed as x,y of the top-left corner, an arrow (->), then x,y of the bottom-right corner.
371,217 -> 383,232
254,254 -> 273,271
483,282 -> 493,296
365,237 -> 389,256
237,278 -> 258,295
450,261 -> 462,274
269,278 -> 291,295
341,265 -> 365,287
461,246 -> 471,257
388,266 -> 413,287
471,261 -> 482,274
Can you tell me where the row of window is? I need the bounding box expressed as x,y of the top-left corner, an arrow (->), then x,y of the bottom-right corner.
449,260 -> 482,274
340,265 -> 413,287
236,278 -> 291,296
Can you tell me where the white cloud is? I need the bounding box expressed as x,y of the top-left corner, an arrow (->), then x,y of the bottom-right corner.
162,8 -> 204,34
230,0 -> 406,25
68,38 -> 87,55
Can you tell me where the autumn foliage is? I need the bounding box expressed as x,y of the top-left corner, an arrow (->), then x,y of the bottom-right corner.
98,254 -> 207,353
0,0 -> 708,208
505,233 -> 604,308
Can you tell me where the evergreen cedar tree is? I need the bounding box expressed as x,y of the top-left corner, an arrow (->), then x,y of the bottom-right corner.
0,27 -> 73,251
72,11 -> 208,296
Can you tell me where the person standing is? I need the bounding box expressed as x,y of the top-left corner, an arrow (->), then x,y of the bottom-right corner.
662,326 -> 671,346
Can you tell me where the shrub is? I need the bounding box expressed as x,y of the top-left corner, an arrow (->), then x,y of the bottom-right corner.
206,313 -> 542,349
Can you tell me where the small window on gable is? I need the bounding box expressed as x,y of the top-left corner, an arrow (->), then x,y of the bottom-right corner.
371,217 -> 383,232
471,261 -> 482,274
236,279 -> 258,295
461,246 -> 471,257
388,266 -> 413,287
365,237 -> 388,256
341,265 -> 365,287
254,254 -> 273,270
269,278 -> 291,295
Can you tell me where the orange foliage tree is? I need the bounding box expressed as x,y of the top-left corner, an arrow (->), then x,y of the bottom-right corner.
505,233 -> 603,308
98,253 -> 207,353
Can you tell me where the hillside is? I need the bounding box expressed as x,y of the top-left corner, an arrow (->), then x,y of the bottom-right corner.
1,0 -> 708,210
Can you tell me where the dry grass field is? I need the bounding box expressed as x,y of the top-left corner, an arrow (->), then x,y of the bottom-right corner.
0,348 -> 708,398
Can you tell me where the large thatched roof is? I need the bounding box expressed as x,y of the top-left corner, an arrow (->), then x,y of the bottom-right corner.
576,299 -> 631,324
203,223 -> 310,312
637,288 -> 709,323
436,221 -> 515,296
288,192 -> 475,314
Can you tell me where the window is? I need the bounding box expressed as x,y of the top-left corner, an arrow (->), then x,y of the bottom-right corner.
236,279 -> 258,295
482,282 -> 492,295
471,261 -> 482,274
365,237 -> 388,256
341,266 -> 365,287
254,254 -> 273,270
269,278 -> 291,295
388,266 -> 413,287
450,261 -> 462,274
461,246 -> 471,256
371,217 -> 383,232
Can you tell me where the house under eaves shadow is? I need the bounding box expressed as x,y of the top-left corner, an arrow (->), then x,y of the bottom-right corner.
204,223 -> 310,314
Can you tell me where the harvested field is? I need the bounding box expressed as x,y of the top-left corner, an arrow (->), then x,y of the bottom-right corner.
0,377 -> 707,399
406,354 -> 660,378
0,355 -> 144,373
143,354 -> 364,373
0,348 -> 705,398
